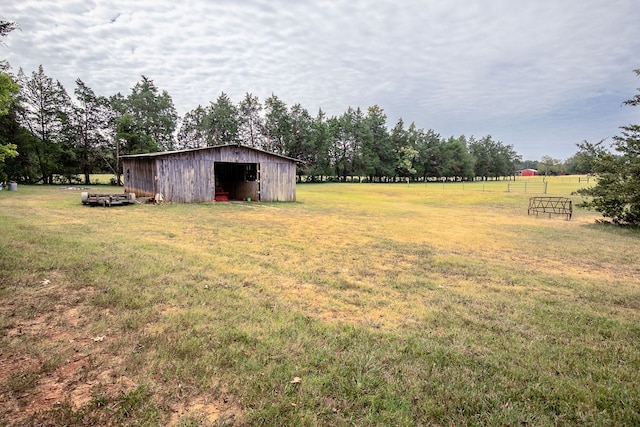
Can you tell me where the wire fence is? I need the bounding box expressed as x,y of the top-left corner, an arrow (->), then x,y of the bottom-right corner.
506,181 -> 548,194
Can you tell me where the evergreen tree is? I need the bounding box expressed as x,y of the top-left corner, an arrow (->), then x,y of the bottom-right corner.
575,69 -> 640,225
238,93 -> 263,148
305,109 -> 332,181
416,129 -> 444,180
263,94 -> 291,155
16,65 -> 72,184
348,107 -> 372,181
176,105 -> 208,149
0,20 -> 17,71
115,76 -> 177,153
287,103 -> 313,177
328,111 -> 355,181
205,92 -> 239,145
441,136 -> 474,180
365,106 -> 393,181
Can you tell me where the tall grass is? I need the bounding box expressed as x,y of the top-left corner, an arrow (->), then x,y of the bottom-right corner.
0,177 -> 638,426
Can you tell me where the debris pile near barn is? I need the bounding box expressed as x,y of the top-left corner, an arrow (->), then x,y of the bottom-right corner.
81,192 -> 136,207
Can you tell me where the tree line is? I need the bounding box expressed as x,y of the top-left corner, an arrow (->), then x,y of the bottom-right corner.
1,64 -> 528,185
3,23 -> 637,225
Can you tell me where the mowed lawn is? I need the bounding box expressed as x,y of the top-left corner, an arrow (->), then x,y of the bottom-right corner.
0,178 -> 638,426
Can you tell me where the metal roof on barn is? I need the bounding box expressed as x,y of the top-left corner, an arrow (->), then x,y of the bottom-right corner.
120,144 -> 301,163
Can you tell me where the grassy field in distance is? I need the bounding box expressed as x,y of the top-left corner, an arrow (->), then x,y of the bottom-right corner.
0,176 -> 638,426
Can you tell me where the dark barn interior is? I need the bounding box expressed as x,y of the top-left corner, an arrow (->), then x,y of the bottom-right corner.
214,162 -> 258,201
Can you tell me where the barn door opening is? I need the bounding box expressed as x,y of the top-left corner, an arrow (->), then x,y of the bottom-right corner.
214,162 -> 259,201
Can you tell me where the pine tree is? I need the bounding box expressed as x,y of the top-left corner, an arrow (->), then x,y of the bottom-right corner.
16,65 -> 72,183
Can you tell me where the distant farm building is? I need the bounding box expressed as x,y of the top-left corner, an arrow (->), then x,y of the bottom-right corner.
518,169 -> 539,177
121,145 -> 298,203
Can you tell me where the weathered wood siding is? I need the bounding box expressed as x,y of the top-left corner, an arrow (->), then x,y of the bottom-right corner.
260,161 -> 296,201
124,158 -> 156,197
155,151 -> 215,203
122,145 -> 297,202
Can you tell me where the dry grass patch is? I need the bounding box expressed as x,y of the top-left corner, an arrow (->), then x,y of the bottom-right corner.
1,179 -> 639,425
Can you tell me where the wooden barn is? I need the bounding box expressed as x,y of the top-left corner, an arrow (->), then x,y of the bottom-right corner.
121,145 -> 298,203
518,168 -> 539,177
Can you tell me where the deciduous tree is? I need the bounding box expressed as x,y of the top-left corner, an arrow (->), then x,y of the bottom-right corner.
72,79 -> 114,184
0,20 -> 19,173
0,73 -> 19,171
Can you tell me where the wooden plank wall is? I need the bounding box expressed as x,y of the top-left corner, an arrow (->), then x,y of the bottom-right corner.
123,158 -> 156,197
260,162 -> 296,202
156,152 -> 215,203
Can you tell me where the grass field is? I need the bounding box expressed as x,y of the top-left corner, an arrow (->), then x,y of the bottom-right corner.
0,177 -> 638,426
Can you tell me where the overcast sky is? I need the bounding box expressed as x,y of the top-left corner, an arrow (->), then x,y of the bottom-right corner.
4,0 -> 640,160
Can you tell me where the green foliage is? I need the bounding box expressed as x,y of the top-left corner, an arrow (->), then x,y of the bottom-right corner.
16,65 -> 73,183
9,67 -> 533,184
263,93 -> 292,154
0,71 -> 20,173
176,104 -> 208,149
205,91 -> 240,145
304,108 -> 333,179
441,136 -> 474,179
0,72 -> 19,116
366,105 -> 394,179
575,69 -> 640,225
538,155 -> 563,175
112,75 -> 178,154
0,142 -> 17,163
470,135 -> 521,180
238,92 -> 264,148
563,144 -> 598,175
71,79 -> 114,184
288,103 -> 313,165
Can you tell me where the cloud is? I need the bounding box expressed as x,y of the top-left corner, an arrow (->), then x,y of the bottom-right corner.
4,0 -> 640,159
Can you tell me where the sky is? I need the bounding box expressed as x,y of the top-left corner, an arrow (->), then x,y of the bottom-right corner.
4,0 -> 640,160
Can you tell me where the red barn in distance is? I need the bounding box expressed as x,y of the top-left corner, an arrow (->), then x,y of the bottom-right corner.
519,168 -> 539,177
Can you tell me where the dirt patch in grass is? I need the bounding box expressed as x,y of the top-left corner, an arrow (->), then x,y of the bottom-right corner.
1,286 -> 122,423
0,275 -> 245,425
168,387 -> 244,426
